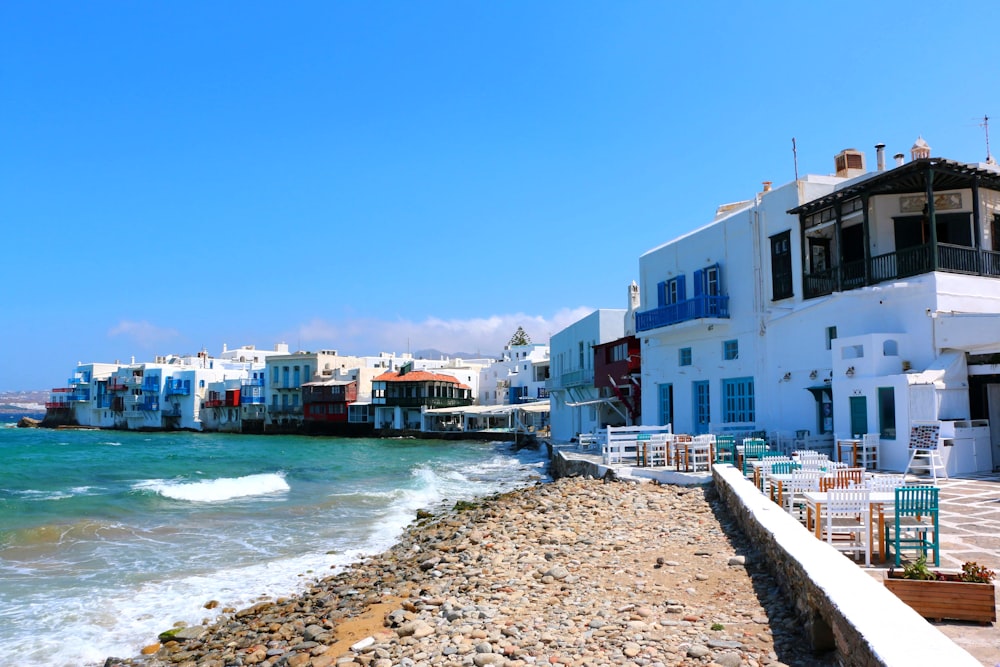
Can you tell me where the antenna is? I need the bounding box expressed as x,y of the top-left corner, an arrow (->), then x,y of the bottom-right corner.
792,137 -> 799,181
981,115 -> 995,164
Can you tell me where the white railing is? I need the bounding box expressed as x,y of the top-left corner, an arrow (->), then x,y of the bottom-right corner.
602,424 -> 673,465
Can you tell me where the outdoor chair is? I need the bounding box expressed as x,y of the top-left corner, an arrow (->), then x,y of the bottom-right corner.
783,469 -> 822,522
713,435 -> 736,465
741,438 -> 771,476
859,433 -> 880,470
886,485 -> 940,567
823,486 -> 872,566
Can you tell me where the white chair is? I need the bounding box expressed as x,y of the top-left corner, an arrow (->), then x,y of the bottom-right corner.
647,433 -> 671,467
823,487 -> 872,566
866,473 -> 905,493
689,434 -> 714,472
859,433 -> 880,470
782,470 -> 822,522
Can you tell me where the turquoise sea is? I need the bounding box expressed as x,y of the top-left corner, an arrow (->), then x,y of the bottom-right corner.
0,426 -> 549,667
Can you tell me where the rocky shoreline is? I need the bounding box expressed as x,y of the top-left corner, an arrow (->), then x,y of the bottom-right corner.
104,476 -> 838,667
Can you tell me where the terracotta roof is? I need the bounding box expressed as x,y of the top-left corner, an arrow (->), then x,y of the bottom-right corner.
372,370 -> 470,389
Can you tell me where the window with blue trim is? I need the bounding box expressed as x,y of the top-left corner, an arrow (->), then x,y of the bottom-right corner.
722,377 -> 754,422
723,339 -> 738,360
657,275 -> 686,306
679,347 -> 692,366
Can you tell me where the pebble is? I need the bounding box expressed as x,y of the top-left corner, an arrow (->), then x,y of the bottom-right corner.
104,477 -> 837,667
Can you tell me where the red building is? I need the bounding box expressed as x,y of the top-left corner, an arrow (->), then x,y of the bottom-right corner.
593,335 -> 641,423
302,379 -> 358,423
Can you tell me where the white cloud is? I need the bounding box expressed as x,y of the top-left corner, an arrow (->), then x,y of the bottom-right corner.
289,308 -> 596,356
107,320 -> 181,347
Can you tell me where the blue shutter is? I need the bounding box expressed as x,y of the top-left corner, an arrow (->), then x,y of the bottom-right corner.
676,274 -> 686,302
657,281 -> 666,306
692,270 -> 703,297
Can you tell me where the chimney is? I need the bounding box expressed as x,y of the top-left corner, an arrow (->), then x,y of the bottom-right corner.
834,148 -> 865,177
894,152 -> 905,167
911,136 -> 931,160
762,181 -> 772,193
875,143 -> 886,171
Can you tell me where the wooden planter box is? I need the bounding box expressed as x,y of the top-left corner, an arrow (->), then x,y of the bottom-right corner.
884,571 -> 996,623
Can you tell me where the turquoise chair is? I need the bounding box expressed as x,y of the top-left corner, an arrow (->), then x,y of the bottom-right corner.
741,438 -> 771,476
886,485 -> 940,567
714,435 -> 736,464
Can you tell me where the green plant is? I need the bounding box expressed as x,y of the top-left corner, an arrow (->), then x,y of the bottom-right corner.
710,623 -> 725,631
960,561 -> 996,583
900,555 -> 937,580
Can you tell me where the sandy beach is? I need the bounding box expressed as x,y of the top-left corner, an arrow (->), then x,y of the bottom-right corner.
105,477 -> 838,667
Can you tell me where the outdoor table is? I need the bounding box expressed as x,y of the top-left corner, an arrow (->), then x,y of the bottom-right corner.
837,438 -> 863,466
803,490 -> 896,562
673,439 -> 712,472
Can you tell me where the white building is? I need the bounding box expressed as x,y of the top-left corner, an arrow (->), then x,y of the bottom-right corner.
636,141 -> 1000,473
547,309 -> 625,442
479,343 -> 551,406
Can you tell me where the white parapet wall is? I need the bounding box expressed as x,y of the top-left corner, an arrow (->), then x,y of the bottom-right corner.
711,464 -> 981,667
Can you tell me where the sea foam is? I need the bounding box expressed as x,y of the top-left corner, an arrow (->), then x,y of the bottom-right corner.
134,473 -> 290,502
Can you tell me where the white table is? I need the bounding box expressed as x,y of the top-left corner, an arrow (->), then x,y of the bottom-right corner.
803,490 -> 896,562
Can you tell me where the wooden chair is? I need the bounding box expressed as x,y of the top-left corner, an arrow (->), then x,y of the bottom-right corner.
823,487 -> 872,566
713,435 -> 736,464
860,433 -> 880,470
741,438 -> 771,476
887,485 -> 940,567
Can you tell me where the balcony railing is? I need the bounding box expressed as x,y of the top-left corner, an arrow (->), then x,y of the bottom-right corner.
803,242 -> 1000,299
381,397 -> 472,408
165,380 -> 190,396
108,381 -> 128,392
546,368 -> 595,390
242,378 -> 265,387
635,294 -> 730,333
269,405 -> 304,416
241,395 -> 266,405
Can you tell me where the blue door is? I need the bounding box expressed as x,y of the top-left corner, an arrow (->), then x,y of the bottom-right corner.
658,383 -> 673,428
693,381 -> 710,434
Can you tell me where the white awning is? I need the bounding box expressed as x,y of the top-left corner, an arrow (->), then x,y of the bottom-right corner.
933,313 -> 1000,355
906,350 -> 967,388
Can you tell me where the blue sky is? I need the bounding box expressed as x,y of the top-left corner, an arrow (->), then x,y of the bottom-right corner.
3,2 -> 998,391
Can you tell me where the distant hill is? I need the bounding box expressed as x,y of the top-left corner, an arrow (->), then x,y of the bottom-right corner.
0,390 -> 46,419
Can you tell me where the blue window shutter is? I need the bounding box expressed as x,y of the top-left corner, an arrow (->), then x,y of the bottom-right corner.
692,270 -> 703,297
657,281 -> 666,306
676,274 -> 686,301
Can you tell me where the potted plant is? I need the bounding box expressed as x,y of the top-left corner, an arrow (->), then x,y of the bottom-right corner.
884,557 -> 997,624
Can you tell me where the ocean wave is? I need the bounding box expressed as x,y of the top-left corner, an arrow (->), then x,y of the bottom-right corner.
134,473 -> 290,502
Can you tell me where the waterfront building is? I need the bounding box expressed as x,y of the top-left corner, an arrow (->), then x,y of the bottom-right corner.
302,378 -> 358,425
45,362 -> 122,427
263,347 -> 366,430
478,343 -> 551,406
592,282 -> 643,427
371,363 -> 474,430
635,140 -> 1000,473
546,308 -> 626,442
